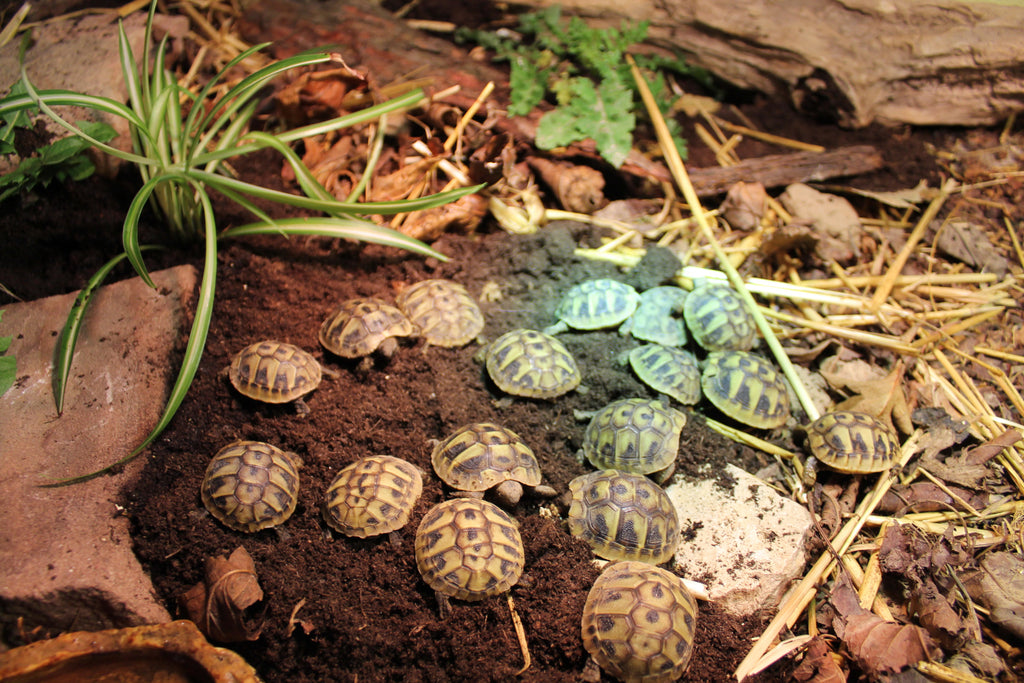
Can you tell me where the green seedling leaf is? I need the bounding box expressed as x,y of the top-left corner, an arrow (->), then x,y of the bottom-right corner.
509,55 -> 548,117
0,310 -> 14,399
0,119 -> 116,202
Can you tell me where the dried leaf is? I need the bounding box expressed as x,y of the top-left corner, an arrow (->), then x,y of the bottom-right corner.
962,552 -> 1024,642
909,577 -> 973,647
371,156 -> 443,202
878,523 -> 969,582
836,612 -> 942,676
720,181 -> 767,231
397,194 -> 488,241
286,598 -> 316,638
935,219 -> 1009,277
181,546 -> 265,642
790,636 -> 847,683
964,428 -> 1022,465
819,357 -> 912,434
527,157 -> 606,214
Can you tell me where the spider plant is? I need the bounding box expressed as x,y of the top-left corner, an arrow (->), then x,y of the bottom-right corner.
0,1 -> 483,483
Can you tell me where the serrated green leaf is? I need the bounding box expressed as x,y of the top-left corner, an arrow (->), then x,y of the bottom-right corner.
588,78 -> 635,168
535,107 -> 584,150
509,56 -> 546,117
0,356 -> 14,398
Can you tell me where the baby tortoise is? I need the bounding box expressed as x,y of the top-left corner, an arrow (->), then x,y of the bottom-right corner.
226,340 -> 331,414
201,440 -> 301,533
581,560 -> 698,683
396,278 -> 484,348
619,286 -> 689,347
582,398 -> 686,482
628,344 -> 701,406
700,350 -> 790,429
322,455 -> 423,538
431,422 -> 555,506
568,469 -> 680,565
544,279 -> 640,335
683,281 -> 756,352
414,498 -> 525,618
803,410 -> 900,485
319,297 -> 415,361
485,328 -> 581,399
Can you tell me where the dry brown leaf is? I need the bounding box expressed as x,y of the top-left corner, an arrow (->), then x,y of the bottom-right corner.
371,156 -> 443,203
181,546 -> 265,643
790,636 -> 847,683
527,157 -> 606,214
935,219 -> 1010,277
819,357 -> 913,434
962,552 -> 1024,642
909,577 -> 974,648
878,523 -> 970,583
964,428 -> 1023,465
397,194 -> 488,241
876,481 -> 989,515
720,181 -> 768,231
837,612 -> 942,676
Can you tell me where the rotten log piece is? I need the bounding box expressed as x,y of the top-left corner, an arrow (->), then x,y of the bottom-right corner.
687,145 -> 883,197
506,0 -> 1024,128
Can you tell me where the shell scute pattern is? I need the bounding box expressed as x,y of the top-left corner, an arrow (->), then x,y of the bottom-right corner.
701,350 -> 790,429
485,329 -> 581,399
582,561 -> 698,683
545,279 -> 641,334
619,286 -> 689,347
228,341 -> 323,404
319,297 -> 415,358
431,423 -> 542,491
629,345 -> 701,406
414,498 -> 524,601
684,282 -> 756,351
568,470 -> 680,565
583,398 -> 686,476
396,279 -> 484,347
201,440 -> 301,533
806,410 -> 899,474
323,455 -> 423,538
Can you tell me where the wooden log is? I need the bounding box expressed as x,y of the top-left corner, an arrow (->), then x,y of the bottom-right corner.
502,0 -> 1024,129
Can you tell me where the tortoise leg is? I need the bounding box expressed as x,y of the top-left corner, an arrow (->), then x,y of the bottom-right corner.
435,591 -> 453,620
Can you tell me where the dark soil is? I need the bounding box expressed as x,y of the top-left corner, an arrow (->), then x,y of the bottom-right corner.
0,5 -> 963,682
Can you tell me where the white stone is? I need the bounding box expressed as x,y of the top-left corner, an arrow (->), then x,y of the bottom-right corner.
667,464 -> 812,616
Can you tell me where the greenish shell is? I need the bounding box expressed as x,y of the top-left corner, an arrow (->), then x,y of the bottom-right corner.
485,329 -> 581,399
619,286 -> 688,347
582,398 -> 686,476
684,282 -> 756,351
701,350 -> 790,429
545,279 -> 640,334
629,344 -> 701,405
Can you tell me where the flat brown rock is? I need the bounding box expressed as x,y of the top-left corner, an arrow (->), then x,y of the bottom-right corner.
0,265 -> 197,634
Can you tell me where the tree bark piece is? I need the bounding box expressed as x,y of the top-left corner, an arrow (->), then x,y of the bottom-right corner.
507,0 -> 1024,128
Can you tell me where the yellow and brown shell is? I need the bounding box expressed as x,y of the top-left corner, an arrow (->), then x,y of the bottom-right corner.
322,455 -> 423,538
582,398 -> 686,477
319,298 -> 415,358
414,498 -> 524,601
227,340 -> 322,404
806,410 -> 899,475
431,423 -> 541,494
581,560 -> 698,683
684,281 -> 756,352
396,279 -> 484,348
485,329 -> 581,399
700,350 -> 790,429
201,440 -> 301,533
568,470 -> 680,565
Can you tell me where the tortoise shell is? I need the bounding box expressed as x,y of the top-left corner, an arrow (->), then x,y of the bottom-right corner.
684,282 -> 756,352
414,498 -> 524,602
581,560 -> 698,683
700,350 -> 790,429
227,340 -> 322,405
628,344 -> 702,406
619,286 -> 689,347
582,398 -> 686,477
431,423 -> 542,494
323,455 -> 423,538
485,329 -> 581,399
201,440 -> 301,533
396,279 -> 484,348
544,279 -> 640,334
567,469 -> 680,565
319,298 -> 415,358
806,410 -> 899,475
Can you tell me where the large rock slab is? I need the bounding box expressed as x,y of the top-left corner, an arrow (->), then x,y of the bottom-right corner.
668,464 -> 812,616
0,265 -> 197,638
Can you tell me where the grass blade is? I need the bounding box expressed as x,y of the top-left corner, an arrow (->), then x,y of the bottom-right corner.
220,217 -> 450,261
48,190 -> 217,485
52,247 -> 163,414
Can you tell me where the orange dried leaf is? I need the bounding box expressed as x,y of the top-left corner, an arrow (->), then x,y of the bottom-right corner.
838,613 -> 941,675
181,546 -> 265,643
